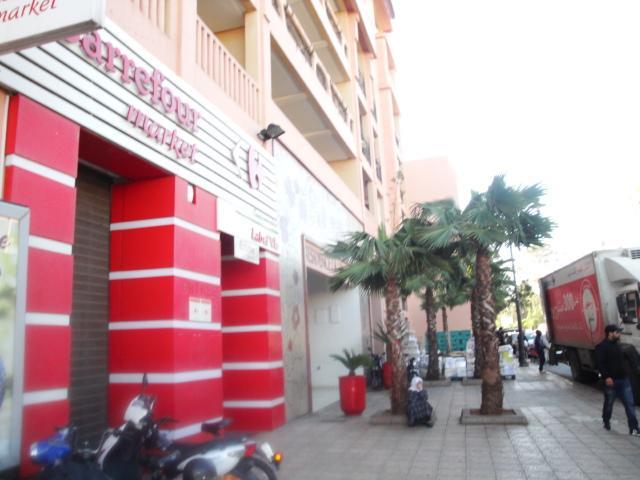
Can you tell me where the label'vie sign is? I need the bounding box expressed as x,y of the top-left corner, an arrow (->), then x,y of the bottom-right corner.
0,0 -> 105,54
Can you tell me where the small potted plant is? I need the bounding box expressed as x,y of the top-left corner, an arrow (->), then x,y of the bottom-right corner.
330,349 -> 371,416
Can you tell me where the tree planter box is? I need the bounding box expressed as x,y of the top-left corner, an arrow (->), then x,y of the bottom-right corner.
424,379 -> 452,387
339,375 -> 366,415
459,408 -> 528,425
462,378 -> 483,386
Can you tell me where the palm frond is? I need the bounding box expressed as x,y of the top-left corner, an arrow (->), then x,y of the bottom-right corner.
330,349 -> 371,375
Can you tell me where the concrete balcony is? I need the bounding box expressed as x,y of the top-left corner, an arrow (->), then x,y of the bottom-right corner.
107,0 -> 179,71
283,0 -> 350,82
343,0 -> 376,55
195,17 -> 261,122
269,1 -> 356,163
108,0 -> 262,127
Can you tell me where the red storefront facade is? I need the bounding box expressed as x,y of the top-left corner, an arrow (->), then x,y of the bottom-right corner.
0,22 -> 283,476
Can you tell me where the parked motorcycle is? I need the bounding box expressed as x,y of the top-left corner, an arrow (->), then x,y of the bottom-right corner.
366,351 -> 383,390
31,377 -> 283,479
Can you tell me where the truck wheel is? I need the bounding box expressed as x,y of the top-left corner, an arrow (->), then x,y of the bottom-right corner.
568,350 -> 597,383
548,345 -> 558,366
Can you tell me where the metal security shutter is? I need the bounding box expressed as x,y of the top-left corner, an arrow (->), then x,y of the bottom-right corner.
70,165 -> 112,443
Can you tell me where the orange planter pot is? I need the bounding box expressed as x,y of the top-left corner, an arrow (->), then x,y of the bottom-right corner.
338,375 -> 366,416
382,362 -> 392,389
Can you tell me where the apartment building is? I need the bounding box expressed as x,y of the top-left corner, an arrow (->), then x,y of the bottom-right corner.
0,0 -> 402,474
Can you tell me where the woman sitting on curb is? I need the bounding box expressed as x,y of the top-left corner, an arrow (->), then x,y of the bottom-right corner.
407,377 -> 435,427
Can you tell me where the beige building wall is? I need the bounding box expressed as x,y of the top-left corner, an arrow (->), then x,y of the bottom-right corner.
97,0 -> 402,418
402,157 -> 471,348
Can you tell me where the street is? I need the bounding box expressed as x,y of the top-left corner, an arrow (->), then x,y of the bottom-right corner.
258,365 -> 640,480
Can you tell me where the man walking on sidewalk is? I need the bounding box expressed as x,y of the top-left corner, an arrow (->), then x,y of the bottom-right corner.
534,330 -> 549,373
595,324 -> 640,435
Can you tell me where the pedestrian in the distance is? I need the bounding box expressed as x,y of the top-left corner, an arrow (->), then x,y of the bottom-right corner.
534,330 -> 549,373
595,324 -> 640,435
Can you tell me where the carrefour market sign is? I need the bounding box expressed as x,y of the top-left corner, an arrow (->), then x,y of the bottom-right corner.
0,0 -> 105,54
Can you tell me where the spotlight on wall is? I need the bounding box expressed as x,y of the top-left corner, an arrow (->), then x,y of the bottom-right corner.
257,123 -> 285,141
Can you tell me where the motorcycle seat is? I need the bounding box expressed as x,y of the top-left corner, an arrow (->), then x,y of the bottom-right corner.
201,418 -> 232,436
168,435 -> 244,460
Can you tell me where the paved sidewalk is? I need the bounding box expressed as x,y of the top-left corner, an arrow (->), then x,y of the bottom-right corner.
259,368 -> 640,480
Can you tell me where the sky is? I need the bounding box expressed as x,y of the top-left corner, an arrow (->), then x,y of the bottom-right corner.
393,0 -> 640,280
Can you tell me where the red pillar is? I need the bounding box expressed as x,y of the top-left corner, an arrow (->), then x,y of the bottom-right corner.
221,252 -> 285,430
3,95 -> 79,476
108,177 -> 223,439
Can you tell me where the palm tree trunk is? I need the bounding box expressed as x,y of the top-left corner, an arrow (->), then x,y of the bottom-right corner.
425,287 -> 439,380
442,306 -> 451,355
471,285 -> 483,378
384,278 -> 407,414
476,247 -> 503,414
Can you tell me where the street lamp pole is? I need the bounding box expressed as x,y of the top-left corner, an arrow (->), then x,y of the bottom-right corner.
510,244 -> 528,367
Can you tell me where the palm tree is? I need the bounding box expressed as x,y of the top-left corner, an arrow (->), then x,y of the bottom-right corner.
412,177 -> 553,414
402,273 -> 441,380
327,226 -> 418,414
398,219 -> 456,380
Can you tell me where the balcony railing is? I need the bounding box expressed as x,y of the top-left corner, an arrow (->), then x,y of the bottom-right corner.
195,17 -> 261,122
361,138 -> 371,163
356,74 -> 366,95
324,1 -> 342,43
316,63 -> 328,89
375,157 -> 382,181
272,1 -> 353,133
322,0 -> 348,57
129,0 -> 170,34
285,6 -> 314,66
331,84 -> 349,124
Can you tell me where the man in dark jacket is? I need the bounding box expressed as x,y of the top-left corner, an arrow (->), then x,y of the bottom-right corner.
595,324 -> 640,435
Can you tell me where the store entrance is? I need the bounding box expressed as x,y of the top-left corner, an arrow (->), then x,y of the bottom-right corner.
305,270 -> 362,412
70,165 -> 113,443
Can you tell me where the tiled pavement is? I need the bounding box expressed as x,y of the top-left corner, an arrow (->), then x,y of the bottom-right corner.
258,367 -> 640,479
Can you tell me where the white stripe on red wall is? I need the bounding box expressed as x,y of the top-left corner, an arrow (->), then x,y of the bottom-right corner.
109,369 -> 222,384
221,251 -> 279,262
110,217 -> 220,241
109,268 -> 221,286
222,361 -> 283,370
166,416 -> 224,440
29,236 -> 73,255
221,325 -> 281,333
221,288 -> 280,297
23,388 -> 68,406
260,251 -> 280,262
5,154 -> 75,187
223,397 -> 285,408
109,320 -> 221,331
25,313 -> 70,326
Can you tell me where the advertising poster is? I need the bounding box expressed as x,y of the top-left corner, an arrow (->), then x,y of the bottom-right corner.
0,203 -> 28,470
0,215 -> 19,469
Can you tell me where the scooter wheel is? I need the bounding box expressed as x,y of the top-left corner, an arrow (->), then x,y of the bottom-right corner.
228,455 -> 278,480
